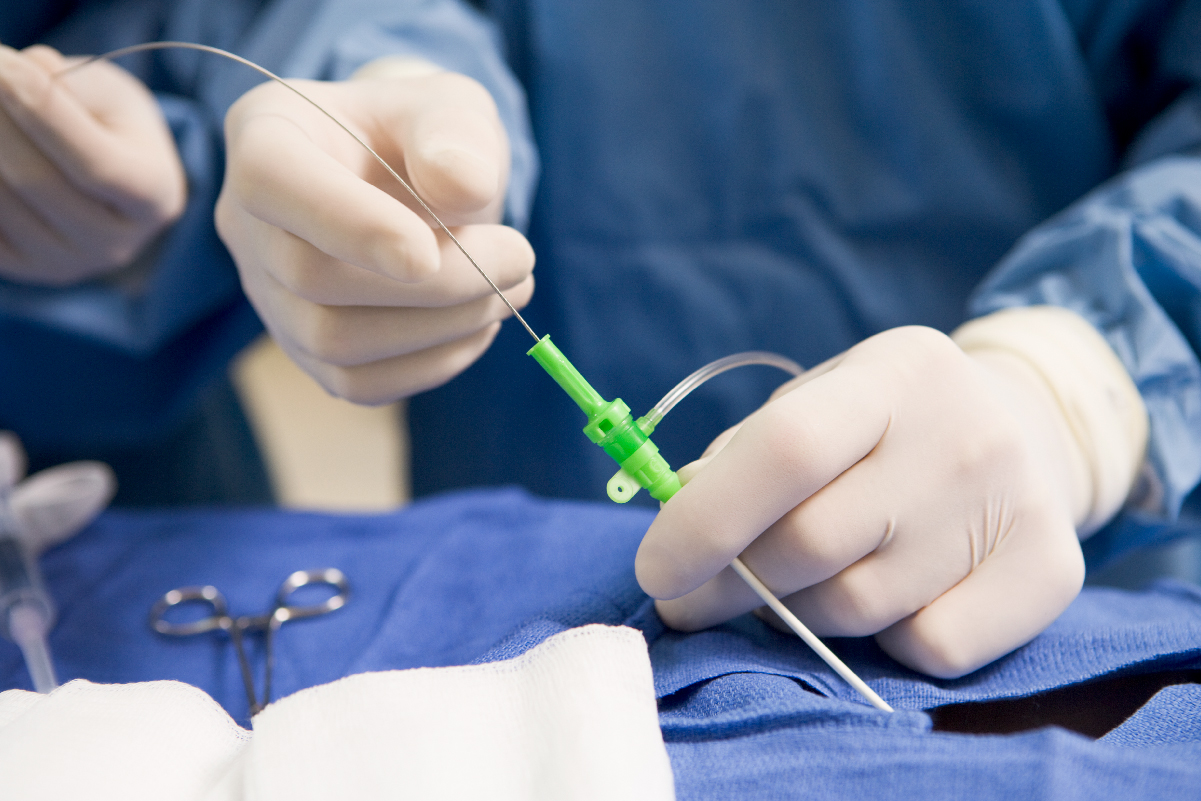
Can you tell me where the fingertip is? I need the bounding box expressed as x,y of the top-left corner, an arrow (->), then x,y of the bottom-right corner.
0,46 -> 44,106
874,624 -> 976,680
0,431 -> 27,487
416,143 -> 500,210
446,224 -> 535,289
499,225 -> 536,276
654,598 -> 707,632
407,105 -> 504,215
875,523 -> 1086,679
231,112 -> 444,284
502,273 -> 536,313
635,520 -> 703,601
675,455 -> 713,485
634,535 -> 675,600
19,45 -> 66,73
373,217 -> 441,282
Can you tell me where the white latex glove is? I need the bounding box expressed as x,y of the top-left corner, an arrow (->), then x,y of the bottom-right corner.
215,61 -> 535,404
0,432 -> 116,555
636,309 -> 1147,678
0,45 -> 186,286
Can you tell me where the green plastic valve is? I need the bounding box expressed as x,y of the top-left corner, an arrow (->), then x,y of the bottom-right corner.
528,335 -> 682,503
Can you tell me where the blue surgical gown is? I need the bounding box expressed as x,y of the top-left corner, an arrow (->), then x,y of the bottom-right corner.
405,0 -> 1201,568
4,1 -> 1201,564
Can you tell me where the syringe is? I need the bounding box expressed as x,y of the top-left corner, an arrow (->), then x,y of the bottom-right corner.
0,490 -> 58,693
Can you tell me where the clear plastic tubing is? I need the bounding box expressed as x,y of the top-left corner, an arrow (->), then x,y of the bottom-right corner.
650,353 -> 893,712
642,351 -> 803,431
0,495 -> 58,694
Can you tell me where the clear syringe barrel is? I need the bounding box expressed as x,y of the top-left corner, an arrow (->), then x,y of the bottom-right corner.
0,512 -> 58,693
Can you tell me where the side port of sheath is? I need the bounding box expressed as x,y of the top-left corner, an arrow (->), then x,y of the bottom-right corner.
529,335 -> 681,503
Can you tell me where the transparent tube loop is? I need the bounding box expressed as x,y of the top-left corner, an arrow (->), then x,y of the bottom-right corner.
649,352 -> 894,712
645,351 -> 803,430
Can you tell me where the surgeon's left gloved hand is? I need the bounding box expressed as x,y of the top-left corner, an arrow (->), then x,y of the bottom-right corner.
636,307 -> 1148,678
0,45 -> 186,286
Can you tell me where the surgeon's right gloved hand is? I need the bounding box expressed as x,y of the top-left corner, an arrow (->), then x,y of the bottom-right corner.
636,307 -> 1148,678
0,45 -> 186,286
216,59 -> 535,403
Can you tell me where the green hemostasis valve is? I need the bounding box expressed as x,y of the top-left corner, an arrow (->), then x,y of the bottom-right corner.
528,336 -> 682,504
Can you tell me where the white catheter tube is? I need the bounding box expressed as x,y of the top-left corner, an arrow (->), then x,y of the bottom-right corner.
652,352 -> 893,712
0,492 -> 59,694
8,602 -> 57,693
729,557 -> 892,711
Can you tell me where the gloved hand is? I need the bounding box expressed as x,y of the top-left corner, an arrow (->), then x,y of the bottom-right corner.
0,45 -> 186,286
0,432 -> 116,555
215,61 -> 535,403
636,309 -> 1148,678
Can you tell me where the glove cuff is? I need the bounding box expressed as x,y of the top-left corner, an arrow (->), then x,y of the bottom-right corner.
952,306 -> 1148,536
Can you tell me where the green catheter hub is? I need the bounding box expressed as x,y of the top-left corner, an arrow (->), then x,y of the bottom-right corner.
528,336 -> 682,504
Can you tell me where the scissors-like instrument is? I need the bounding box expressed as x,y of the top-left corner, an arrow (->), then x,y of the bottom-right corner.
148,568 -> 350,715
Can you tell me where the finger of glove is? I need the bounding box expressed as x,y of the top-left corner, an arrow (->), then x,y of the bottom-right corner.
397,74 -> 506,221
0,46 -> 173,221
655,456 -> 906,631
671,358 -> 844,484
658,439 -> 936,634
11,461 -> 116,555
281,322 -> 503,405
0,46 -> 108,178
245,259 -> 532,367
0,175 -> 103,284
771,537 -> 955,640
231,207 -> 534,308
225,111 -> 441,283
635,363 -> 891,601
0,104 -> 131,246
875,516 -> 1084,678
769,488 -> 1073,643
0,169 -> 150,283
673,425 -> 741,486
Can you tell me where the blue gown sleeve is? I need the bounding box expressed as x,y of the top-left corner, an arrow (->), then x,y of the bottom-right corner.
969,156 -> 1201,525
968,0 -> 1201,556
0,0 -> 536,449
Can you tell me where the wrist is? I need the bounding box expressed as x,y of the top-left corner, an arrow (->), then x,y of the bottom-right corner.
953,306 -> 1148,536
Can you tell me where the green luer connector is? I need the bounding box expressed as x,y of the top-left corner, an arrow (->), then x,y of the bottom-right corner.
528,335 -> 682,503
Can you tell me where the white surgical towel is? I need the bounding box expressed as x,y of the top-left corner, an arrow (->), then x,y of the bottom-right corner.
0,624 -> 675,801
0,679 -> 248,800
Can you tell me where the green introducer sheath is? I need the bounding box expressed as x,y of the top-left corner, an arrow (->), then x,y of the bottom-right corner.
528,335 -> 682,503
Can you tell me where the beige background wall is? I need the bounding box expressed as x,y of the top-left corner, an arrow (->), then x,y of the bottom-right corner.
231,335 -> 409,511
